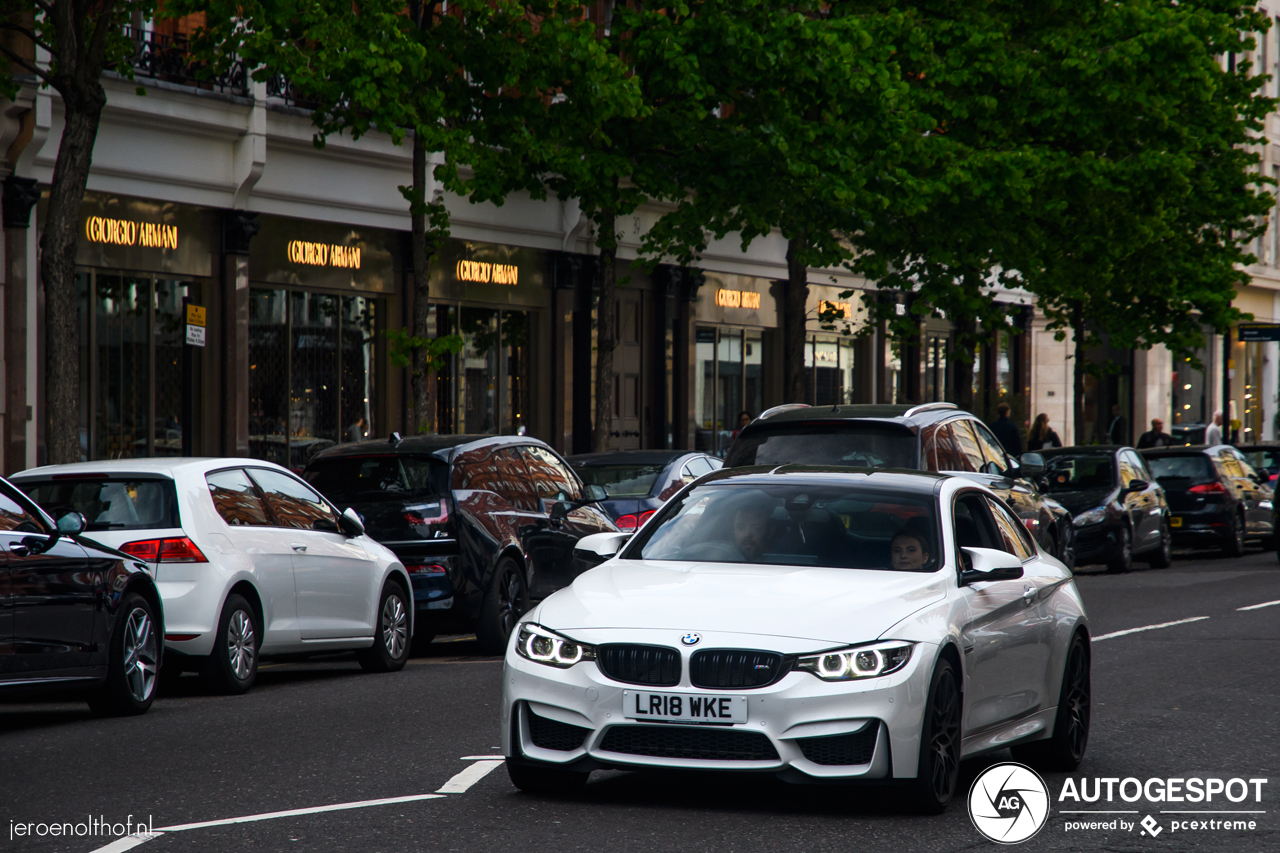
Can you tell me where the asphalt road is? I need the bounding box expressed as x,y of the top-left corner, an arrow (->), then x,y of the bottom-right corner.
3,546 -> 1278,853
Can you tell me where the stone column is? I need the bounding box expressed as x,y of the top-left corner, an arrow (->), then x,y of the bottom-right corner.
3,175 -> 39,474
221,211 -> 259,457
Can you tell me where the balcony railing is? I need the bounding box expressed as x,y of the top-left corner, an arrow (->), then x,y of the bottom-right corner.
125,26 -> 249,98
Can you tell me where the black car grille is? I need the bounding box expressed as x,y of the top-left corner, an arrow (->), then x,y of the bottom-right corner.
596,644 -> 681,687
796,725 -> 879,766
599,725 -> 780,761
689,649 -> 786,689
527,708 -> 590,752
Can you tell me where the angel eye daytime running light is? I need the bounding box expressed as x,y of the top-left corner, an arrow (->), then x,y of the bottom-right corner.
515,623 -> 596,669
796,642 -> 914,682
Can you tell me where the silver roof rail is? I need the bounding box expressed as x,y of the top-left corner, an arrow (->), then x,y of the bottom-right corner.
758,403 -> 811,420
903,402 -> 959,418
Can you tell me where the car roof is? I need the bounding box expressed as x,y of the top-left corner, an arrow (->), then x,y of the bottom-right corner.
697,464 -> 948,495
747,402 -> 965,432
566,450 -> 694,466
1038,446 -> 1126,456
308,433 -> 551,462
1139,445 -> 1224,456
10,457 -> 294,480
1234,442 -> 1280,449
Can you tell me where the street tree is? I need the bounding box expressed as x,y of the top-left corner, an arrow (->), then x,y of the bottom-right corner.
0,0 -> 159,464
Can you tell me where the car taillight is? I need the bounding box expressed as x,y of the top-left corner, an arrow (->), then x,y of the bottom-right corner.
638,510 -> 656,526
1022,517 -> 1040,533
406,564 -> 447,575
1189,482 -> 1227,494
120,536 -> 209,563
615,514 -> 638,531
405,501 -> 449,526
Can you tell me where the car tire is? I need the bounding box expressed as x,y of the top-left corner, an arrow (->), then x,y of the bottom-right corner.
86,593 -> 160,716
1011,633 -> 1090,772
507,759 -> 589,795
476,557 -> 527,655
200,593 -> 260,695
358,581 -> 411,673
1223,511 -> 1246,558
1106,526 -> 1132,574
1145,521 -> 1172,569
905,656 -> 962,815
1057,527 -> 1077,571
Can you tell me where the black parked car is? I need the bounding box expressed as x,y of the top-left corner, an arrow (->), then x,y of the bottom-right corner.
1140,445 -> 1275,556
724,402 -> 1076,567
304,434 -> 617,654
1038,446 -> 1171,573
0,475 -> 163,715
566,450 -> 723,531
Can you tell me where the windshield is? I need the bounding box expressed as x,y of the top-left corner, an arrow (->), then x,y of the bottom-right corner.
1043,455 -> 1115,492
725,424 -> 918,469
1146,455 -> 1214,482
304,455 -> 448,504
19,478 -> 179,531
574,464 -> 665,497
1241,450 -> 1280,474
623,482 -> 939,571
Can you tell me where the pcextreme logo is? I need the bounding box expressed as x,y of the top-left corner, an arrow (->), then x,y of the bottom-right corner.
969,763 -> 1051,844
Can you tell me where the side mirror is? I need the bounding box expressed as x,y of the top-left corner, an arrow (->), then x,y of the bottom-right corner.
1125,478 -> 1149,493
56,512 -> 87,535
584,483 -> 608,502
1018,452 -> 1045,478
573,531 -> 630,561
338,507 -> 365,537
960,546 -> 1024,584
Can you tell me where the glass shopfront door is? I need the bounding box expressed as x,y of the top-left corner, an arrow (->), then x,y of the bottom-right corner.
431,304 -> 532,436
695,326 -> 764,455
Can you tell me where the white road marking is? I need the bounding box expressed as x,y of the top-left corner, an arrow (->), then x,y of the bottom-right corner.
1092,616 -> 1210,642
85,835 -> 164,853
461,754 -> 505,760
437,759 -> 505,793
1237,599 -> 1280,611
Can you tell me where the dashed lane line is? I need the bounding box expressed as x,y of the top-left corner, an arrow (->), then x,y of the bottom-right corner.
1238,599 -> 1280,611
1092,616 -> 1210,642
436,759 -> 506,793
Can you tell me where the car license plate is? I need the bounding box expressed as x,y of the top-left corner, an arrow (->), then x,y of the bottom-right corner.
1170,516 -> 1183,528
622,690 -> 747,724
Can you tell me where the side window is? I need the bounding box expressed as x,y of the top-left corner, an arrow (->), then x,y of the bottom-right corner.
1132,453 -> 1155,482
922,426 -> 939,472
520,446 -> 581,501
206,469 -> 271,527
247,468 -> 340,530
705,457 -> 724,471
686,457 -> 714,478
951,421 -> 987,473
1118,453 -> 1140,487
1219,452 -> 1245,479
970,421 -> 1011,473
1231,450 -> 1261,481
953,493 -> 1002,552
0,484 -> 42,533
932,422 -> 971,472
494,448 -> 539,512
985,497 -> 1036,560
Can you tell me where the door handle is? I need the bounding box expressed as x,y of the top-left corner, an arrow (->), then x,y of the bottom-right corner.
290,543 -> 307,552
1022,585 -> 1036,604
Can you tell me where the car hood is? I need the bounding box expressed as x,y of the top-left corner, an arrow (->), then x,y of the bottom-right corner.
537,559 -> 948,644
1045,487 -> 1116,515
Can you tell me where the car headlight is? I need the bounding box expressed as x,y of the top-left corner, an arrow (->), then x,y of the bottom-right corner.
1072,506 -> 1107,527
515,623 -> 596,669
795,641 -> 914,682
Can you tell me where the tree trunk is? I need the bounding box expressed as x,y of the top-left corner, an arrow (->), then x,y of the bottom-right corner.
593,207 -> 618,452
43,93 -> 106,464
1071,310 -> 1088,445
953,316 -> 977,412
784,235 -> 809,403
410,135 -> 435,434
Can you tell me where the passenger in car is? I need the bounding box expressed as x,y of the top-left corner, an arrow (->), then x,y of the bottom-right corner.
890,522 -> 933,572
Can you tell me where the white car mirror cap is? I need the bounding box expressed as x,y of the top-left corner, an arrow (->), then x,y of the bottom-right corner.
961,546 -> 1024,574
575,531 -> 630,559
339,507 -> 365,536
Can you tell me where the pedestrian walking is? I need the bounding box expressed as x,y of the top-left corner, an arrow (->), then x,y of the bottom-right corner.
990,402 -> 1022,456
1026,413 -> 1062,451
1205,410 -> 1224,446
1137,418 -> 1174,449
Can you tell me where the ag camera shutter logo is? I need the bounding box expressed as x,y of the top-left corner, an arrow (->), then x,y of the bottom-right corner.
969,763 -> 1051,844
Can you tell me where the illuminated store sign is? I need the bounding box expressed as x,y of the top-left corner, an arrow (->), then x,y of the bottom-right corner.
288,240 -> 362,269
819,300 -> 852,319
456,259 -> 518,285
85,216 -> 178,250
716,289 -> 761,309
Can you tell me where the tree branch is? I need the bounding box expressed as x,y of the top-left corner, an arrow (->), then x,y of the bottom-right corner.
0,20 -> 56,55
0,39 -> 52,83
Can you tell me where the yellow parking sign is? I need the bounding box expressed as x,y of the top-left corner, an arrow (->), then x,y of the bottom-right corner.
186,304 -> 206,327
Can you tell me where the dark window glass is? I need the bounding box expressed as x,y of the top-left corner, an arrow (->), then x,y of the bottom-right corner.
0,484 -> 42,533
520,446 -> 581,500
725,424 -> 917,469
575,464 -> 666,497
206,469 -> 271,527
1146,455 -> 1216,483
950,421 -> 986,473
953,494 -> 1001,552
627,482 -> 938,572
304,455 -> 446,505
971,421 -> 1010,471
20,478 -> 179,531
986,497 -> 1035,559
247,468 -> 339,530
1044,454 -> 1116,492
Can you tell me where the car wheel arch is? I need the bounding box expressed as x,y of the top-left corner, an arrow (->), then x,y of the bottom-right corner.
225,580 -> 264,642
382,568 -> 414,638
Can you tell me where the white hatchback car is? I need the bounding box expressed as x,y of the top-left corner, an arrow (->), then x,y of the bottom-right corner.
12,459 -> 414,693
502,467 -> 1090,813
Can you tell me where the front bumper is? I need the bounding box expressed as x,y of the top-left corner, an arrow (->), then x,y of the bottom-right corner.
502,630 -> 935,782
1071,524 -> 1117,563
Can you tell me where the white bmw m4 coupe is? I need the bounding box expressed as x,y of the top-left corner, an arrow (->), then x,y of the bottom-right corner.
501,467 -> 1091,812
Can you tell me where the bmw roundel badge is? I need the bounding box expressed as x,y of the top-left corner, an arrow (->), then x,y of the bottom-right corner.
681,632 -> 701,646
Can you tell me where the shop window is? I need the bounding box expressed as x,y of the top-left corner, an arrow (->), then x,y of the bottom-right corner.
1173,347 -> 1208,429
805,335 -> 856,406
433,305 -> 531,436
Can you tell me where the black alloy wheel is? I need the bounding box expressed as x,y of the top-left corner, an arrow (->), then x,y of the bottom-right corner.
1223,510 -> 1246,558
1012,633 -> 1091,771
1146,521 -> 1172,569
907,658 -> 962,814
477,557 -> 528,655
1106,526 -> 1132,574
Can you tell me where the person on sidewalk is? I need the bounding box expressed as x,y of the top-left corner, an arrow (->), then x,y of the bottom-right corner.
1026,413 -> 1062,451
1137,418 -> 1174,449
1108,403 -> 1128,445
1205,411 -> 1224,446
990,403 -> 1022,456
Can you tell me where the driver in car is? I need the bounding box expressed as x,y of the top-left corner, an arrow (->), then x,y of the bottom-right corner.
890,520 -> 933,571
733,501 -> 772,562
